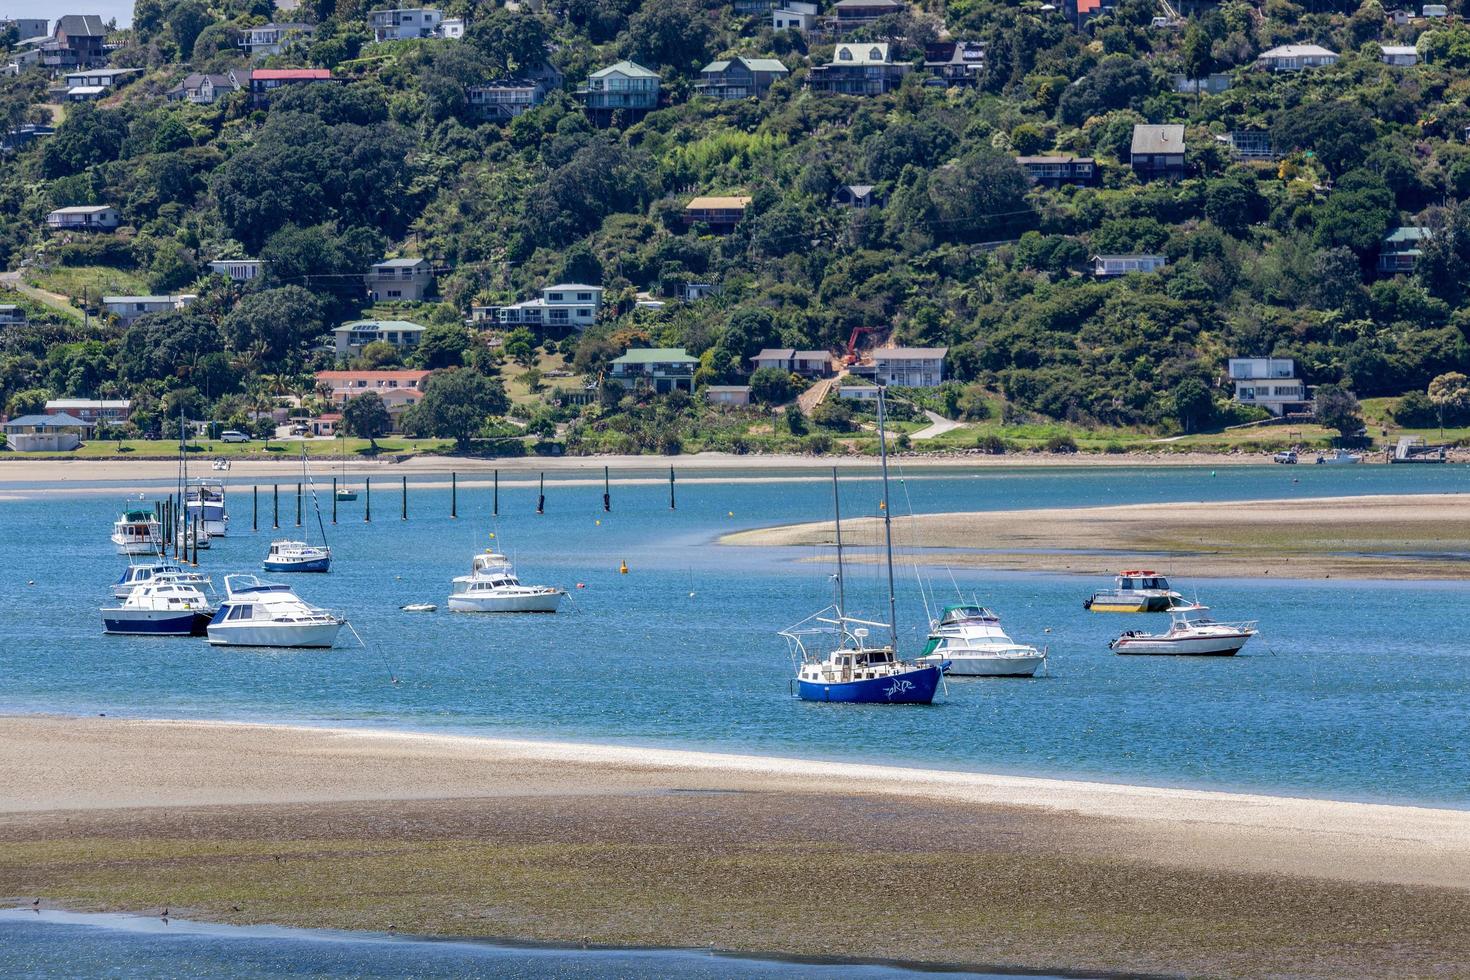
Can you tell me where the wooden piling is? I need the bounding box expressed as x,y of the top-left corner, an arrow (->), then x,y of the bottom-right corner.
493,470 -> 498,516
451,472 -> 457,519
273,485 -> 279,529
669,465 -> 676,510
537,472 -> 544,515
331,478 -> 337,524
401,476 -> 407,521
296,482 -> 302,527
252,485 -> 258,532
603,465 -> 610,513
365,478 -> 371,522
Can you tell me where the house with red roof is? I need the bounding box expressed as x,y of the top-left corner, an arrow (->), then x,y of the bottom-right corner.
248,68 -> 335,105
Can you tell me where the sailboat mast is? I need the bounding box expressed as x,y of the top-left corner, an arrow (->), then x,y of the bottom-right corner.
876,385 -> 898,652
831,466 -> 845,620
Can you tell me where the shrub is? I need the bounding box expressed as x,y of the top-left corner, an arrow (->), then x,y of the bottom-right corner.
975,433 -> 1008,454
804,433 -> 834,454
1044,434 -> 1078,453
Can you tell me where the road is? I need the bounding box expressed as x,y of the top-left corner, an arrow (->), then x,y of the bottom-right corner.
911,409 -> 964,440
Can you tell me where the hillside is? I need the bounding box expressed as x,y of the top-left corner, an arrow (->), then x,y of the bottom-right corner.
5,0 -> 1470,455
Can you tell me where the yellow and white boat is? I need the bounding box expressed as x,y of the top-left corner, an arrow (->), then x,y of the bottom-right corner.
1084,571 -> 1183,613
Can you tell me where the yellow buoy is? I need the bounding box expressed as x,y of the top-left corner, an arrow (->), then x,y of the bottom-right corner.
727,511 -> 733,517
619,560 -> 628,574
595,519 -> 601,526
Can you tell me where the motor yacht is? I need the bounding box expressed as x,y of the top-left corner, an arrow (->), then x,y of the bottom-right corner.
448,551 -> 564,612
1084,571 -> 1183,613
263,539 -> 331,573
101,577 -> 214,636
111,507 -> 162,556
112,562 -> 211,599
206,574 -> 344,648
1109,605 -> 1257,656
185,477 -> 229,536
916,604 -> 1047,677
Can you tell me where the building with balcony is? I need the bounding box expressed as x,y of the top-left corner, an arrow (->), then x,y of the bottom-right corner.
364,257 -> 434,302
44,398 -> 132,423
237,22 -> 313,57
825,0 -> 907,34
368,7 -> 444,40
872,347 -> 947,387
1256,44 -> 1338,71
102,294 -> 197,327
1228,357 -> 1312,417
683,195 -> 752,231
208,258 -> 266,282
924,40 -> 985,86
1378,226 -> 1430,275
609,347 -> 698,393
47,205 -> 120,231
695,57 -> 789,100
316,369 -> 431,429
490,284 -> 604,330
331,319 -> 425,356
169,71 -> 242,104
62,67 -> 141,100
578,60 -> 660,124
1130,124 -> 1186,180
1092,254 -> 1166,277
1015,155 -> 1098,187
39,15 -> 107,69
248,68 -> 335,105
807,43 -> 910,96
750,349 -> 833,377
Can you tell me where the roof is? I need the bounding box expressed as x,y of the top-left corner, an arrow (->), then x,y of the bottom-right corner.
317,370 -> 431,382
924,40 -> 985,65
751,348 -> 796,360
1015,155 -> 1094,164
65,67 -> 141,79
45,399 -> 131,409
832,42 -> 892,65
336,319 -> 426,332
590,60 -> 658,79
6,412 -> 89,427
1093,253 -> 1166,260
795,350 -> 830,360
843,184 -> 876,196
102,294 -> 185,304
372,257 -> 429,268
544,283 -> 603,291
1077,0 -> 1102,13
66,86 -> 107,96
877,347 -> 948,359
1131,124 -> 1185,155
1380,45 -> 1418,55
703,56 -> 789,74
611,347 -> 697,364
251,69 -> 333,81
833,0 -> 904,7
706,385 -> 752,392
49,204 -> 115,214
56,14 -> 107,37
686,195 -> 752,209
1258,44 -> 1338,59
180,72 -> 238,88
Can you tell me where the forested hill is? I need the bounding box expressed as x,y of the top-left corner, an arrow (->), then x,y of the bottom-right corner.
5,0 -> 1470,452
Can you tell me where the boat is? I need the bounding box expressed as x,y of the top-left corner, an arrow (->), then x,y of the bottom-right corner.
1315,448 -> 1362,465
112,561 -> 211,599
335,433 -> 357,501
1109,605 -> 1257,656
1084,571 -> 1183,612
262,539 -> 332,573
916,604 -> 1047,677
111,506 -> 162,556
206,574 -> 344,648
401,603 -> 437,612
782,391 -> 942,705
211,458 -> 230,471
100,577 -> 214,636
447,550 -> 564,612
184,478 -> 229,536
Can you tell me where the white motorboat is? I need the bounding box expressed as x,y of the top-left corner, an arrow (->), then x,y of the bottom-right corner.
448,550 -> 564,613
1109,605 -> 1257,656
263,539 -> 331,573
206,574 -> 344,648
916,604 -> 1047,677
111,506 -> 162,556
1315,449 -> 1362,465
1084,571 -> 1184,613
112,562 -> 211,599
185,477 -> 229,536
101,577 -> 214,636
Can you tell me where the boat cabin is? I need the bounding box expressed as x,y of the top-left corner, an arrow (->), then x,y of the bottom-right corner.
1116,571 -> 1170,592
938,604 -> 999,625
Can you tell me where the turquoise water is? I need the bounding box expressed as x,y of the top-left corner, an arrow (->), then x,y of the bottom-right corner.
0,911 -> 1058,978
3,463 -> 1469,806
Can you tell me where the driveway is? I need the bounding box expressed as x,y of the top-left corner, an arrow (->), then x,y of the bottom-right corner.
911,409 -> 964,440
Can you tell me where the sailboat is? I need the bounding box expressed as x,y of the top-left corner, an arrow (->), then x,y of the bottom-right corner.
262,447 -> 332,572
781,387 -> 942,705
335,432 -> 357,501
174,414 -> 211,551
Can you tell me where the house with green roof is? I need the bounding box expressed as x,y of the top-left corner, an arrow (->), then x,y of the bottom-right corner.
696,56 -> 789,100
609,348 -> 698,393
1378,226 -> 1431,275
332,319 -> 426,357
578,60 -> 660,123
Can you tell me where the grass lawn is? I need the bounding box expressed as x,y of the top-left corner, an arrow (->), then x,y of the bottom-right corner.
25,264 -> 152,304
0,437 -> 458,460
500,350 -> 585,406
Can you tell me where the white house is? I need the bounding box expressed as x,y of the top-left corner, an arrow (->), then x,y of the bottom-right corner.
493,284 -> 603,329
439,17 -> 466,37
1256,44 -> 1339,71
208,258 -> 266,282
1380,45 -> 1419,66
873,347 -> 947,387
62,67 -> 141,100
1424,3 -> 1448,16
103,294 -> 197,326
838,383 -> 881,400
609,348 -> 698,393
706,385 -> 752,407
1092,254 -> 1166,277
2,413 -> 93,452
364,257 -> 435,302
47,205 -> 120,231
1228,357 -> 1312,417
750,348 -> 832,377
0,304 -> 26,326
332,319 -> 426,356
773,1 -> 819,30
368,7 -> 444,41
237,22 -> 313,56
44,398 -> 132,423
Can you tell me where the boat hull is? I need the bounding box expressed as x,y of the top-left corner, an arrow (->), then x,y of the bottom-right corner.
262,556 -> 331,573
796,664 -> 941,704
1112,633 -> 1252,656
101,608 -> 211,637
112,539 -> 159,556
205,622 -> 342,648
447,591 -> 564,613
924,653 -> 1045,677
1087,595 -> 1175,613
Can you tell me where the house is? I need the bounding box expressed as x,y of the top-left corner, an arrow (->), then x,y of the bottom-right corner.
237,22 -> 313,56
309,412 -> 341,437
832,184 -> 882,208
1173,73 -> 1231,94
248,68 -> 334,105
47,205 -> 120,231
169,71 -> 241,104
772,1 -> 819,30
872,347 -> 947,387
706,385 -> 752,407
578,60 -> 660,122
1256,44 -> 1339,71
2,413 -> 93,451
102,294 -> 197,326
1228,357 -> 1312,417
440,17 -> 466,38
838,383 -> 881,400
1130,124 -> 1186,180
1380,45 -> 1419,66
467,79 -> 545,118
1,124 -> 54,154
0,304 -> 26,326
750,348 -> 833,377
1424,3 -> 1448,16
491,284 -> 604,330
368,7 -> 444,41
608,348 -> 698,393
826,0 -> 907,33
683,195 -> 752,231
695,57 -> 789,100
208,258 -> 266,282
364,257 -> 434,302
1378,226 -> 1430,275
331,319 -> 425,356
1386,8 -> 1412,24
316,369 -> 431,428
1073,0 -> 1109,27
1016,155 -> 1098,187
40,14 -> 108,69
65,85 -> 108,102
44,398 -> 131,423
62,66 -> 141,100
1092,254 -> 1166,277
683,282 -> 716,302
924,40 -> 985,86
5,43 -> 43,75
807,43 -> 911,96
1,18 -> 48,41
734,0 -> 779,13
1223,130 -> 1275,161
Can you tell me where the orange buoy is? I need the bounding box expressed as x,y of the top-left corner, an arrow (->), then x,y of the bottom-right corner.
619,560 -> 628,574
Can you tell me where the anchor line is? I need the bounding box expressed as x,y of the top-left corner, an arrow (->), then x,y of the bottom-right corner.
346,620 -> 399,685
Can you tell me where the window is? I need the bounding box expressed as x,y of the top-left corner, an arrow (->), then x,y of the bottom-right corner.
577,292 -> 592,301
869,47 -> 882,60
578,308 -> 592,318
387,290 -> 401,298
839,48 -> 852,60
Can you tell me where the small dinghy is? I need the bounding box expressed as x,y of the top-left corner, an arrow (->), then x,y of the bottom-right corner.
401,603 -> 437,612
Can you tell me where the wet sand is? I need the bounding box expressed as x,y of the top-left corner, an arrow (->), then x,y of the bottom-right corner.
2,716 -> 1469,977
722,493 -> 1470,580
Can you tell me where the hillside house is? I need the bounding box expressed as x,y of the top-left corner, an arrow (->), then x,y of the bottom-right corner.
1,18 -> 48,41
832,184 -> 882,208
872,348 -> 947,388
62,67 -> 141,100
316,369 -> 430,428
102,294 -> 197,326
1228,357 -> 1311,416
609,348 -> 698,393
492,284 -> 604,329
578,61 -> 660,123
1,124 -> 53,154
696,57 -> 789,100
1173,73 -> 1231,94
2,413 -> 92,452
826,0 -> 907,33
1223,130 -> 1275,161
331,319 -> 425,356
1380,45 -> 1419,66
238,22 -> 312,56
772,1 -> 819,30
1016,155 -> 1098,187
683,196 -> 752,231
1424,3 -> 1448,16
44,398 -> 131,423
47,205 -> 120,231
1130,124 -> 1186,180
807,43 -> 910,96
364,257 -> 434,302
248,68 -> 335,105
750,349 -> 833,377
1256,44 -> 1339,71
169,71 -> 241,104
705,385 -> 752,407
924,40 -> 985,86
1378,226 -> 1430,274
440,17 -> 466,37
368,8 -> 445,41
0,305 -> 26,326
39,15 -> 107,69
1092,254 -> 1166,277
208,258 -> 265,282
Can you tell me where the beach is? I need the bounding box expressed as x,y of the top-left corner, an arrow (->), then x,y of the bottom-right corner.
3,716 -> 1469,978
723,492 -> 1470,580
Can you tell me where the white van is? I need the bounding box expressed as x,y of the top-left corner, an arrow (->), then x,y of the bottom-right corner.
220,430 -> 250,443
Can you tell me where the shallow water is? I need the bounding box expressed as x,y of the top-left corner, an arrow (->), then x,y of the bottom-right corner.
3,463 -> 1470,805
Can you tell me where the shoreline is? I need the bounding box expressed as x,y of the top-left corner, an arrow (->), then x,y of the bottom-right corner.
3,716 -> 1470,977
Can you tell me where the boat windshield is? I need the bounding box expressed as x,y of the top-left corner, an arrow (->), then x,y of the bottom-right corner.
940,605 -> 996,625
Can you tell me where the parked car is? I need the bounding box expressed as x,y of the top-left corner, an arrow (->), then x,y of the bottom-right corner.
290,424 -> 308,436
1272,450 -> 1297,464
221,430 -> 250,443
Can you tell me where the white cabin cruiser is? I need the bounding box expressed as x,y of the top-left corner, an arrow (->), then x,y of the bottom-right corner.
263,539 -> 331,573
1315,449 -> 1362,465
185,478 -> 229,536
448,551 -> 564,613
112,562 -> 211,599
101,578 -> 214,636
111,507 -> 162,556
1109,605 -> 1257,657
206,574 -> 344,648
916,604 -> 1047,677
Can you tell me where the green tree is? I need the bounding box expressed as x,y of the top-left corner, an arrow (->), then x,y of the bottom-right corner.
416,322 -> 471,370
503,327 -> 536,366
749,366 -> 795,404
784,403 -> 807,435
1314,384 -> 1363,438
222,287 -> 326,365
1172,377 -> 1214,433
407,370 -> 510,449
5,388 -> 49,416
1427,371 -> 1470,436
340,390 -> 392,448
